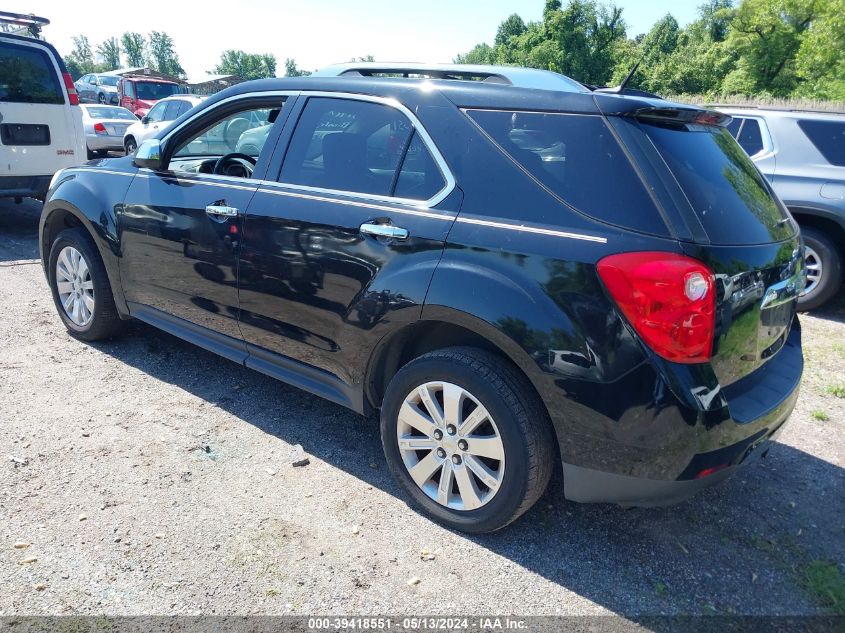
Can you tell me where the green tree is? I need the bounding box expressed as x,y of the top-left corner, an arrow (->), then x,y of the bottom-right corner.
495,14 -> 527,46
146,31 -> 184,77
213,50 -> 276,79
121,32 -> 146,67
65,35 -> 95,79
795,0 -> 845,99
96,37 -> 120,70
724,0 -> 821,95
284,58 -> 311,77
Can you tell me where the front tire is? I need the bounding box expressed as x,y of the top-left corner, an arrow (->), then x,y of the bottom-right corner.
48,227 -> 126,341
124,137 -> 137,155
380,347 -> 556,533
799,226 -> 842,311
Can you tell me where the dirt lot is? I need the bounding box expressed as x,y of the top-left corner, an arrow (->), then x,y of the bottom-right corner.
1,198 -> 843,618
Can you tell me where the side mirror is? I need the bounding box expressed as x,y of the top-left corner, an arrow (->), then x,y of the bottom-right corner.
133,139 -> 162,170
141,116 -> 150,125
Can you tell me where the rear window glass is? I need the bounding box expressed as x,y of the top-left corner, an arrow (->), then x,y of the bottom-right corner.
797,119 -> 845,167
0,42 -> 63,105
466,109 -> 667,236
642,122 -> 793,245
133,81 -> 181,101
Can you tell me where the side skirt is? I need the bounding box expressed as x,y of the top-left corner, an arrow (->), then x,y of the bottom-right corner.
128,302 -> 363,413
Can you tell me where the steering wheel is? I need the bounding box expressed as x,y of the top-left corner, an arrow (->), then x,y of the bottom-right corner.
212,152 -> 257,177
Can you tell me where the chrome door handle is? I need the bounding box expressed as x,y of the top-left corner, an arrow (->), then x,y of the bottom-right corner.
360,223 -> 409,240
206,204 -> 239,218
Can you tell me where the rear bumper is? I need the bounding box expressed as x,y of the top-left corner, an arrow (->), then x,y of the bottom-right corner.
0,175 -> 52,200
87,135 -> 124,152
562,321 -> 802,506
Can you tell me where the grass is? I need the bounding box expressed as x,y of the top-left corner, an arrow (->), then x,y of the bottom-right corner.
811,410 -> 830,421
824,385 -> 845,398
803,560 -> 845,615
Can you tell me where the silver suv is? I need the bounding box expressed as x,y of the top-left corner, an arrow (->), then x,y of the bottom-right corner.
716,107 -> 845,310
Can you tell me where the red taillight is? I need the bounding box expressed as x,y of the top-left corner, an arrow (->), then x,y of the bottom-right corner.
93,122 -> 107,135
62,72 -> 79,105
597,251 -> 715,364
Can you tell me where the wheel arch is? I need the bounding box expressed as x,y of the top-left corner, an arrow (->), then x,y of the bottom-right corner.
788,206 -> 845,255
40,180 -> 131,316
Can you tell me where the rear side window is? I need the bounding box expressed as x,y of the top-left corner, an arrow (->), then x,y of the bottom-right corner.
0,41 -> 64,105
798,119 -> 845,167
642,122 -> 793,245
281,97 -> 446,201
466,109 -> 667,235
736,119 -> 764,156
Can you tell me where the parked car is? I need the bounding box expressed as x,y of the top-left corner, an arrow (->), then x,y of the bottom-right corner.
80,104 -> 136,158
117,75 -> 183,118
74,73 -> 120,104
0,13 -> 85,201
40,65 -> 804,533
123,95 -> 204,154
717,106 -> 845,310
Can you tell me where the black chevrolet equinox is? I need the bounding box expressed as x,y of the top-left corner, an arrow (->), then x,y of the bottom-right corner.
40,63 -> 805,532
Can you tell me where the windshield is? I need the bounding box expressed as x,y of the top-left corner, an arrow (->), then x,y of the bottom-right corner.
84,106 -> 136,120
98,75 -> 120,87
134,81 -> 181,101
640,121 -> 794,245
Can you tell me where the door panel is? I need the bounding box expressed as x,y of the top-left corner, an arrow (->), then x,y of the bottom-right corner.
239,185 -> 456,383
120,173 -> 255,341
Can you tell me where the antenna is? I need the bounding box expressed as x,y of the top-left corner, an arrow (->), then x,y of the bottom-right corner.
0,10 -> 50,38
595,59 -> 641,95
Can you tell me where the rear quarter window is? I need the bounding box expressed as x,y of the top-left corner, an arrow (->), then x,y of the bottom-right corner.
797,119 -> 845,167
0,41 -> 64,105
465,109 -> 668,236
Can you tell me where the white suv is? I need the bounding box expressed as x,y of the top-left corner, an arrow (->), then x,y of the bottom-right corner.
123,95 -> 204,154
0,15 -> 86,201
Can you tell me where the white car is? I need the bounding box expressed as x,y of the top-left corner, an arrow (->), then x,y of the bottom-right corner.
0,14 -> 86,201
80,104 -> 137,158
123,95 -> 204,154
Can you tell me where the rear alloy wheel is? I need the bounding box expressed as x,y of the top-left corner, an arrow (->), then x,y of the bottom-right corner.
798,226 -> 842,311
48,227 -> 126,341
380,347 -> 555,533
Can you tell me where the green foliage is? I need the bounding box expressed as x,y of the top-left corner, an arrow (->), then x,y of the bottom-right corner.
146,31 -> 184,78
96,37 -> 120,71
121,32 -> 146,68
456,0 -> 844,100
214,50 -> 277,80
284,58 -> 311,77
64,35 -> 95,79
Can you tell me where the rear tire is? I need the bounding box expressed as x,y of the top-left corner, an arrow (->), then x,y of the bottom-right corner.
48,227 -> 126,341
380,346 -> 556,533
798,226 -> 842,311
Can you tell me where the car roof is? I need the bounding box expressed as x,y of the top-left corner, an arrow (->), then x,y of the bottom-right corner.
715,106 -> 845,120
196,75 -> 700,119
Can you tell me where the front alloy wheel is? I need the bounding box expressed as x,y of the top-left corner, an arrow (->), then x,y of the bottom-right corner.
397,381 -> 505,511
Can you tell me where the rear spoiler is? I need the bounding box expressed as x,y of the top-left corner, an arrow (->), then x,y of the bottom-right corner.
629,107 -> 732,127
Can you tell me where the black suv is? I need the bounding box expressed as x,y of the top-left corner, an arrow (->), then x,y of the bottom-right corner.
40,64 -> 804,532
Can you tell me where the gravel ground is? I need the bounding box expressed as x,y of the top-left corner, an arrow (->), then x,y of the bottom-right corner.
1,198 -> 843,617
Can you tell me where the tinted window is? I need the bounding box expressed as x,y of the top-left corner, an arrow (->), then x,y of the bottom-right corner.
642,122 -> 792,245
467,109 -> 666,235
173,104 -> 281,161
163,100 -> 184,121
394,132 -> 446,200
122,81 -> 134,98
84,106 -> 136,120
98,75 -> 119,87
134,81 -> 181,101
0,42 -> 63,104
737,119 -> 764,155
281,97 -> 414,197
798,119 -> 845,167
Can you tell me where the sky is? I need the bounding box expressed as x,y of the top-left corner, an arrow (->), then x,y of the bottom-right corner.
21,0 -> 704,80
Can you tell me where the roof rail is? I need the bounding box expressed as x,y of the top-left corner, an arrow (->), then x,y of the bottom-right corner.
312,62 -> 588,94
0,10 -> 49,38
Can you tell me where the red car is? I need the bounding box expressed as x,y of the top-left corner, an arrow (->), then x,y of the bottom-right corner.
117,76 -> 182,118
